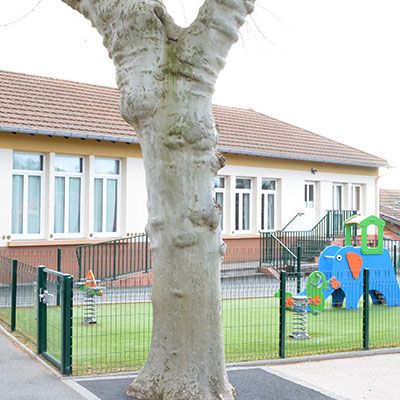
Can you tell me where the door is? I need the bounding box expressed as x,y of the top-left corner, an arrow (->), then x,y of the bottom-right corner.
332,184 -> 344,235
303,182 -> 316,229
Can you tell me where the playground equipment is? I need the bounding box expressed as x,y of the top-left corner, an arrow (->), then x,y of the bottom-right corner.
317,214 -> 400,310
289,296 -> 310,340
280,215 -> 400,312
76,270 -> 104,324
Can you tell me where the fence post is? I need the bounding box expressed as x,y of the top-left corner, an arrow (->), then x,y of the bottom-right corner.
279,271 -> 286,358
37,266 -> 47,355
145,234 -> 149,273
363,268 -> 370,350
296,246 -> 301,294
61,275 -> 73,375
393,244 -> 397,273
56,248 -> 62,306
326,211 -> 330,239
10,259 -> 18,331
113,241 -> 117,280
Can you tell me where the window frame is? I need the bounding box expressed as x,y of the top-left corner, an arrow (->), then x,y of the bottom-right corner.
332,183 -> 344,210
351,184 -> 362,212
53,155 -> 84,239
304,182 -> 316,209
214,176 -> 226,233
11,152 -> 45,239
234,177 -> 252,233
93,157 -> 121,237
261,178 -> 277,231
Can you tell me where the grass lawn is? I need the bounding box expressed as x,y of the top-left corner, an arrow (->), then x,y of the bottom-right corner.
3,297 -> 400,375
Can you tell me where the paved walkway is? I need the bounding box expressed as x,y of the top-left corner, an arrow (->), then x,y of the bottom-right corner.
1,327 -> 400,400
268,353 -> 400,400
0,331 -> 85,400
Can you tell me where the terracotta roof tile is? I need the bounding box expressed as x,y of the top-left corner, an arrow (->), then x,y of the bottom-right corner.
380,189 -> 400,223
0,70 -> 387,168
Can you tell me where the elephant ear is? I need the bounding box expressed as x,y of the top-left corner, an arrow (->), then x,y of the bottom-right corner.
346,252 -> 363,279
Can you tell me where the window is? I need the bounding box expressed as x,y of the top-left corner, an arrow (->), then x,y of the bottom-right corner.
93,158 -> 120,234
261,178 -> 276,230
54,155 -> 83,236
12,152 -> 44,236
214,176 -> 226,231
235,177 -> 252,232
304,182 -> 315,208
351,185 -> 362,211
332,184 -> 343,210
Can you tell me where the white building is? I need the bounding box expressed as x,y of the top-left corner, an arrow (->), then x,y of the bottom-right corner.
0,70 -> 388,267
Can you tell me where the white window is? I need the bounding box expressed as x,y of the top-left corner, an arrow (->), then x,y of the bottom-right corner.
304,182 -> 315,208
351,184 -> 362,211
93,158 -> 120,235
332,183 -> 343,210
54,155 -> 83,237
12,152 -> 44,238
214,176 -> 226,231
235,177 -> 252,232
261,178 -> 276,230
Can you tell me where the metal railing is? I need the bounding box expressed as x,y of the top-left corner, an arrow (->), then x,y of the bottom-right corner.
260,210 -> 357,271
75,233 -> 152,280
260,232 -> 298,272
282,212 -> 304,231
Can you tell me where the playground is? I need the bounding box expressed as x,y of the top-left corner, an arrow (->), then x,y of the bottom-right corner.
2,272 -> 400,375
1,214 -> 400,375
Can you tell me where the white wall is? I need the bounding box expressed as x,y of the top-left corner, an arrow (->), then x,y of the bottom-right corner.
219,163 -> 377,234
0,146 -> 378,243
123,157 -> 148,235
0,149 -> 12,246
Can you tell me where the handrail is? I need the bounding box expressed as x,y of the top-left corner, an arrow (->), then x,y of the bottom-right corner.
260,209 -> 357,272
282,212 -> 304,231
268,232 -> 297,259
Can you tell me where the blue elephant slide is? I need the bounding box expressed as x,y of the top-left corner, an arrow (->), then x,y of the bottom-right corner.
308,244 -> 400,310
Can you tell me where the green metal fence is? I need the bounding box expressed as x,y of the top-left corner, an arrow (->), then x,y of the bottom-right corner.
0,256 -> 13,328
1,245 -> 400,376
75,233 -> 151,280
0,256 -> 73,375
37,267 -> 73,375
68,266 -> 400,375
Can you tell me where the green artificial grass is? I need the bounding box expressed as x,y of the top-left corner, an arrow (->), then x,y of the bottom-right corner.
3,297 -> 400,375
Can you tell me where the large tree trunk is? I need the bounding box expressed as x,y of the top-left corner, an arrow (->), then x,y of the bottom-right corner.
61,1 -> 255,398
128,86 -> 231,399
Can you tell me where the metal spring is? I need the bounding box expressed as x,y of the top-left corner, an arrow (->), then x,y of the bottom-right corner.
83,293 -> 97,323
290,296 -> 310,340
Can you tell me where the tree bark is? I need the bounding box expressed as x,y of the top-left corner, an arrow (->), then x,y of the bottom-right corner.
62,1 -> 255,398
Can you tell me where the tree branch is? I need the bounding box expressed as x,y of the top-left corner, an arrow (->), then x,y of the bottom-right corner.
174,0 -> 255,94
61,0 -> 179,124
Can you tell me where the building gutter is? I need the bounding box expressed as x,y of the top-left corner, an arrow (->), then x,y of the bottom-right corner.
218,146 -> 389,169
0,125 -> 388,169
0,125 -> 140,145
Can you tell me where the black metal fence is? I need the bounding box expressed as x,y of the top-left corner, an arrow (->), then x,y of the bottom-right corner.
75,233 -> 151,280
260,210 -> 357,271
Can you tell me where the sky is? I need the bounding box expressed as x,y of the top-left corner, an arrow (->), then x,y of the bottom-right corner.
0,0 -> 399,188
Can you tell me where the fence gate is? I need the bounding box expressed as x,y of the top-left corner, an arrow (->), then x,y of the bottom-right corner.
37,267 -> 73,375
